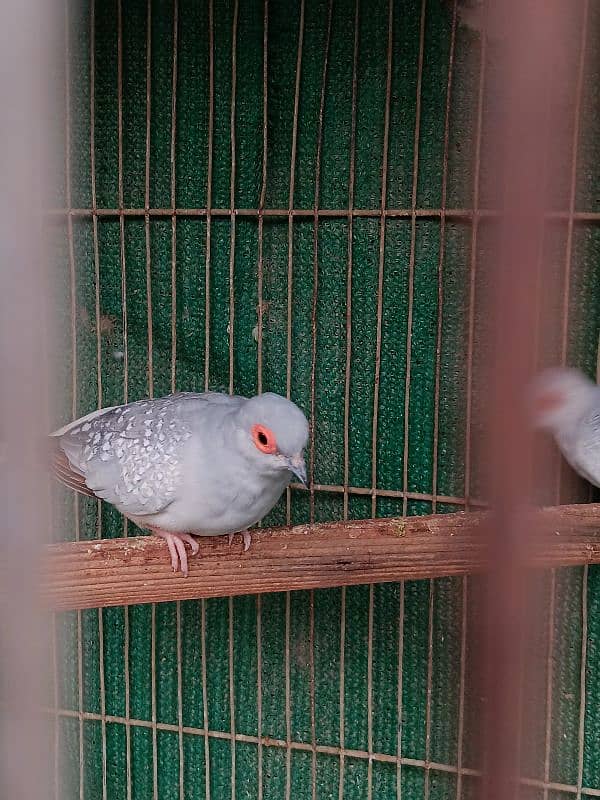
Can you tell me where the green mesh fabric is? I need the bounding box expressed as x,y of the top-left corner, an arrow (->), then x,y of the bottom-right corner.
49,1 -> 600,798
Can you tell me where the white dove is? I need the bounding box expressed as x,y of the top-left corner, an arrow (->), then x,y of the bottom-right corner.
50,391 -> 309,576
530,366 -> 600,488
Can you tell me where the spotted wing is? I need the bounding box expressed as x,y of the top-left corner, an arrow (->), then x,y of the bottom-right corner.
52,395 -> 195,516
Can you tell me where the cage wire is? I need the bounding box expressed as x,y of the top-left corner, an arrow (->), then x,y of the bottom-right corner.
41,0 -> 600,799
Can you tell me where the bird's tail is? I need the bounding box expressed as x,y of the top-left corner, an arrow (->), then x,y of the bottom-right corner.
48,437 -> 97,499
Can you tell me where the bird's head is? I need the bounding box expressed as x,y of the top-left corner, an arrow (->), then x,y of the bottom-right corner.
529,367 -> 597,434
235,392 -> 309,485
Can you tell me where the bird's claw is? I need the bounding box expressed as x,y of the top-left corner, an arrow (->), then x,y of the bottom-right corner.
227,531 -> 252,552
153,530 -> 199,577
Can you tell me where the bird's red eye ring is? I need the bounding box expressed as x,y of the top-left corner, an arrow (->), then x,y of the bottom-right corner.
251,424 -> 277,455
535,390 -> 565,414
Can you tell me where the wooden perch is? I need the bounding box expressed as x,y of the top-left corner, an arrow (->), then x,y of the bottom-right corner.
40,503 -> 600,611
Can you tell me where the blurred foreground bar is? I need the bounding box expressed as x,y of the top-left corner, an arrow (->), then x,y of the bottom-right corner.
0,0 -> 57,798
476,1 -> 582,798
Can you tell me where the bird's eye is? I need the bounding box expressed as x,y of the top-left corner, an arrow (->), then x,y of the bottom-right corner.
535,390 -> 565,414
251,424 -> 277,455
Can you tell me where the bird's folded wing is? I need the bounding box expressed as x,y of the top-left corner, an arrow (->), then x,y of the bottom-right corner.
49,396 -> 198,516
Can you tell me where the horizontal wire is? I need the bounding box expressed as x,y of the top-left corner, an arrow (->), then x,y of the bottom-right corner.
44,706 -> 600,797
289,481 -> 486,508
44,206 -> 600,222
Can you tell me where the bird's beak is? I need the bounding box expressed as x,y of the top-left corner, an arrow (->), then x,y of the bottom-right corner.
286,454 -> 307,486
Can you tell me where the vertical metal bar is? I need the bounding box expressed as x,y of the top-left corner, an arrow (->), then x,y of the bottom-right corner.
431,0 -> 457,515
284,590 -> 292,800
117,0 -> 129,409
286,0 -> 304,405
340,3 -> 360,796
308,0 -> 333,524
227,5 -> 239,796
228,595 -> 236,800
546,0 -> 587,514
309,590 -> 317,800
201,600 -> 212,800
401,0 -> 427,518
225,5 -> 240,796
170,0 -> 178,393
398,4 -> 426,798
202,4 -> 214,798
176,598 -> 184,800
64,1 -> 78,442
63,0 -> 81,625
256,0 -> 268,396
368,6 -> 393,795
90,1 -> 103,421
464,11 -> 487,511
366,583 -> 375,800
576,564 -> 589,800
343,0 -> 359,526
228,1 -> 239,396
143,5 -> 159,800
256,592 -> 264,800
151,604 -> 158,800
308,5 -> 333,798
144,0 -> 154,400
167,5 -> 185,798
256,4 -> 268,798
423,582 -> 435,800
529,76 -> 552,400
370,0 -> 394,519
338,584 -> 346,800
560,0 -> 588,370
116,4 -> 132,799
89,5 -> 108,796
285,0 -> 304,534
425,6 -> 457,799
63,3 -> 85,798
396,584 -> 405,800
204,0 -> 214,392
454,579 -> 467,800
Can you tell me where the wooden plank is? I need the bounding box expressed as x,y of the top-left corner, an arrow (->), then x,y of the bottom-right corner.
40,503 -> 600,610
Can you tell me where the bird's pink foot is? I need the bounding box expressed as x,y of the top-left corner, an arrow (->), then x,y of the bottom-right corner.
152,530 -> 199,577
227,531 -> 252,552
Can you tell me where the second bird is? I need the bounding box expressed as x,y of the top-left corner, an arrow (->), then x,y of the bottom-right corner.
531,366 -> 600,489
